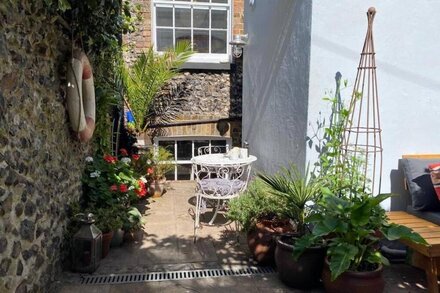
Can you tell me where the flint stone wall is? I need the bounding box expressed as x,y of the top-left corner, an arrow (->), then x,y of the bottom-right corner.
0,2 -> 89,292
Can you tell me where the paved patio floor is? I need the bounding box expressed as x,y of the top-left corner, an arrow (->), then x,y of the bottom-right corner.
54,181 -> 430,292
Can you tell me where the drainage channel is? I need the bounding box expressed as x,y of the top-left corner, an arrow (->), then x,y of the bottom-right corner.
80,267 -> 276,285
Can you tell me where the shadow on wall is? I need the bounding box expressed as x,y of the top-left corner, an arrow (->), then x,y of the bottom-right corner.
390,159 -> 411,211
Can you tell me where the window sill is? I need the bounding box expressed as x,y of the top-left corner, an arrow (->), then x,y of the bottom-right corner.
181,61 -> 230,70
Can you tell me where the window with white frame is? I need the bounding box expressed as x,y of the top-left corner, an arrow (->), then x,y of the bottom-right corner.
154,136 -> 231,180
152,0 -> 231,64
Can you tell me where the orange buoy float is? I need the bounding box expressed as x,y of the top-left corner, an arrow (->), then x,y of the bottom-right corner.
67,49 -> 96,142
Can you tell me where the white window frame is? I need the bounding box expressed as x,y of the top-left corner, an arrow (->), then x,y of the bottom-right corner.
154,135 -> 232,180
152,0 -> 232,65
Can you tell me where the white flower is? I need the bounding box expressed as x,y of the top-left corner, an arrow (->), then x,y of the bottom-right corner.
85,156 -> 94,163
121,157 -> 131,164
128,186 -> 135,191
140,176 -> 148,183
146,160 -> 152,165
90,170 -> 101,178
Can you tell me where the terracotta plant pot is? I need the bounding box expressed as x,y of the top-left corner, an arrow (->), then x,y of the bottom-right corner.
275,234 -> 326,289
247,219 -> 293,264
150,179 -> 166,198
101,231 -> 114,258
322,257 -> 384,293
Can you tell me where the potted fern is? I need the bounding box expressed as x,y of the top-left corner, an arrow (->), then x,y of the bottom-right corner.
258,165 -> 325,289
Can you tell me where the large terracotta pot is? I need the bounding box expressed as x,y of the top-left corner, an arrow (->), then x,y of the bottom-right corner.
322,258 -> 384,293
247,219 -> 293,265
101,231 -> 114,258
275,234 -> 326,288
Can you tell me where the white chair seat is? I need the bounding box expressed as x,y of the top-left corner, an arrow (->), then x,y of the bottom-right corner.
199,178 -> 246,199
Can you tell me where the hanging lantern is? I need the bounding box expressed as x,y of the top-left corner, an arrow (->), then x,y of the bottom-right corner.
71,213 -> 102,273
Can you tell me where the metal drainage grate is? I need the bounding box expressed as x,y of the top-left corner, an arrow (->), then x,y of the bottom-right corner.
80,267 -> 276,285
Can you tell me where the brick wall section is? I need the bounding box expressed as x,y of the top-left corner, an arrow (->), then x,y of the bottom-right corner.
233,0 -> 244,35
0,1 -> 90,291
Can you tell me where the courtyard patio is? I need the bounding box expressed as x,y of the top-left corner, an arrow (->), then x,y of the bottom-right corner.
54,181 -> 429,292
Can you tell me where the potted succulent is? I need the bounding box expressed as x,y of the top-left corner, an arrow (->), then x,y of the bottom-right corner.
292,192 -> 427,293
258,165 -> 325,289
227,179 -> 293,264
146,147 -> 174,198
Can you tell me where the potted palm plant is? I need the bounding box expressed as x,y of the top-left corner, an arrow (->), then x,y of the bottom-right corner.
146,147 -> 174,198
227,179 -> 293,264
258,165 -> 325,289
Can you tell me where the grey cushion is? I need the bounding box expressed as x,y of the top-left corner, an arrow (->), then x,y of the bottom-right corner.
402,158 -> 440,211
199,178 -> 245,196
407,205 -> 440,225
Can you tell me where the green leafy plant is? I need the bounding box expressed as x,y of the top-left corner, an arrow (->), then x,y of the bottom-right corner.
121,42 -> 193,133
92,206 -> 124,233
145,147 -> 174,181
227,179 -> 286,232
292,192 -> 427,281
257,164 -> 322,235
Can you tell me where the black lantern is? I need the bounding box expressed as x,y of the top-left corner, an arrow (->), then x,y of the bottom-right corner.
72,213 -> 102,273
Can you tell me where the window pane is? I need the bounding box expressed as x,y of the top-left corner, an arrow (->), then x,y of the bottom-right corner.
175,8 -> 191,27
211,10 -> 227,29
156,7 -> 173,27
211,140 -> 226,147
157,29 -> 173,51
194,0 -> 209,2
177,141 -> 192,160
165,167 -> 175,181
193,9 -> 209,28
193,30 -> 209,53
175,29 -> 191,44
212,0 -> 228,3
158,141 -> 175,160
211,31 -> 227,53
177,164 -> 192,180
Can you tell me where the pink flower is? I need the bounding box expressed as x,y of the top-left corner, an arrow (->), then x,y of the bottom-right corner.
110,185 -> 118,192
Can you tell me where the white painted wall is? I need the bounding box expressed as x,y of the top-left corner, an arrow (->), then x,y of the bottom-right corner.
242,0 -> 312,174
307,1 -> 440,210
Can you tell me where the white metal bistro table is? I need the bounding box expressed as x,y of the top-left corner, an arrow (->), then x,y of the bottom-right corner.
191,153 -> 257,166
191,153 -> 257,239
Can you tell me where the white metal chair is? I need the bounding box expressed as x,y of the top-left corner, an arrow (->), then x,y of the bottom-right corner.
197,145 -> 229,156
192,161 -> 252,241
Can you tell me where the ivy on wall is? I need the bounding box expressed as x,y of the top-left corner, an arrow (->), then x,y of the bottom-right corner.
43,0 -> 140,153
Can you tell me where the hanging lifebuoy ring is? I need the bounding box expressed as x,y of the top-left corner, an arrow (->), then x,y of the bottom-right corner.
67,49 -> 95,142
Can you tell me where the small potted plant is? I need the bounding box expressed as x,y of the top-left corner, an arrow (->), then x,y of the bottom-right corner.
93,206 -> 123,258
146,147 -> 174,198
258,165 -> 325,289
227,179 -> 293,264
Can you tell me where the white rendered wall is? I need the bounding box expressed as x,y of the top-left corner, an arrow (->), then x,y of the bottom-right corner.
242,0 -> 312,174
307,1 -> 440,210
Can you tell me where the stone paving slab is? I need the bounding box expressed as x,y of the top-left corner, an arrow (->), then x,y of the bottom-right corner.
54,181 -> 431,292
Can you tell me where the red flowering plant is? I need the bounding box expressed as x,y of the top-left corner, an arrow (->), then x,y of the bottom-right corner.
82,149 -> 150,209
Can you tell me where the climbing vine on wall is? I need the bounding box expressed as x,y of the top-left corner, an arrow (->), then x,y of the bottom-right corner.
43,0 -> 141,153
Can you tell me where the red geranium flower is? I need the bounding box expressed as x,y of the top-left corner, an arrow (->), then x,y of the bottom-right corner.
135,180 -> 147,198
119,184 -> 128,193
104,154 -> 117,164
110,185 -> 118,192
147,167 -> 154,175
120,148 -> 128,156
132,154 -> 140,161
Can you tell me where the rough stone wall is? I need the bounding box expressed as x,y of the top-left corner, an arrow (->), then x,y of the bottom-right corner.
0,2 -> 89,292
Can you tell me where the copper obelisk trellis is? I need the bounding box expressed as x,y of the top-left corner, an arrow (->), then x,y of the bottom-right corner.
341,7 -> 383,196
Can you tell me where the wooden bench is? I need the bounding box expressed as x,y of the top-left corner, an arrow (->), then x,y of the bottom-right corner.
387,154 -> 440,293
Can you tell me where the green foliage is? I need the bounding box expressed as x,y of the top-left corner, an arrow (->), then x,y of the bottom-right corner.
257,164 -> 321,235
292,193 -> 427,281
92,206 -> 124,233
145,147 -> 174,180
227,179 -> 286,232
121,42 -> 193,133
